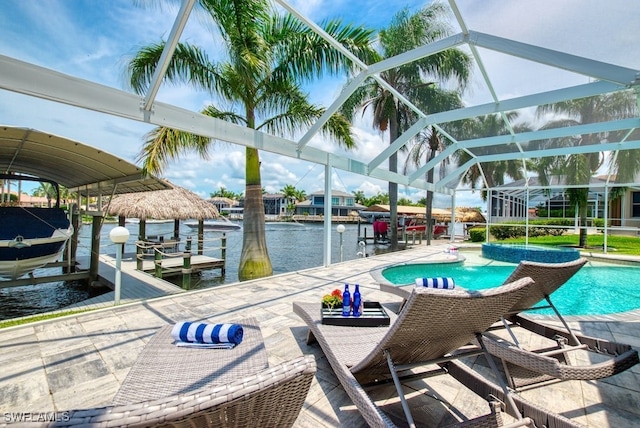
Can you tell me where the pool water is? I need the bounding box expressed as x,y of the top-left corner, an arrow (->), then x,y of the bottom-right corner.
381,263 -> 640,316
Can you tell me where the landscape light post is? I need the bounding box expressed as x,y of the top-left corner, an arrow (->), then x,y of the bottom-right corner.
109,226 -> 130,306
337,224 -> 346,262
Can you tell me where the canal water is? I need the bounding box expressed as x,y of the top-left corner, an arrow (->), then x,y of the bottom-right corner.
0,221 -> 377,320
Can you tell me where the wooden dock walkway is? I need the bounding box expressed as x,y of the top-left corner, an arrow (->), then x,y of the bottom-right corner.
68,255 -> 185,310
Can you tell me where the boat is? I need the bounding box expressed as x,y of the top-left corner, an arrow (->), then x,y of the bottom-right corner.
265,220 -> 305,228
184,219 -> 242,231
371,215 -> 448,239
402,220 -> 448,238
125,218 -> 173,224
0,176 -> 73,280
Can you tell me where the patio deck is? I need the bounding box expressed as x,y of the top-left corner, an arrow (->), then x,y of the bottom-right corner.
0,243 -> 639,427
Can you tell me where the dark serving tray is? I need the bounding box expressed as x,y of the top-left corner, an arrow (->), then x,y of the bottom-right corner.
321,301 -> 390,327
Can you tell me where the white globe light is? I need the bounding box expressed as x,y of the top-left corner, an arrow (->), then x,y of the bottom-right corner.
336,224 -> 346,233
109,226 -> 130,244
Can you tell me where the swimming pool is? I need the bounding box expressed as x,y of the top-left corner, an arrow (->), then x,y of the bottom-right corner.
380,261 -> 640,316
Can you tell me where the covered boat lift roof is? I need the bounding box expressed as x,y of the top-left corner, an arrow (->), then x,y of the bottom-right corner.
0,126 -> 169,197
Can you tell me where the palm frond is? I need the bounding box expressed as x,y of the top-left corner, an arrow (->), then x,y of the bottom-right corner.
135,127 -> 211,175
128,41 -> 220,94
201,105 -> 246,125
266,14 -> 378,83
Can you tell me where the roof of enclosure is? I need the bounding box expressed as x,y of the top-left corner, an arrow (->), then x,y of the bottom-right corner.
0,0 -> 639,196
0,126 -> 170,197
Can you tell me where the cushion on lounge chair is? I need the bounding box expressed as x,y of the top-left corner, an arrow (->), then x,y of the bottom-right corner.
415,277 -> 455,289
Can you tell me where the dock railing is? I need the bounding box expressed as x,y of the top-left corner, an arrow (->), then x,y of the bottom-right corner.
135,234 -> 227,289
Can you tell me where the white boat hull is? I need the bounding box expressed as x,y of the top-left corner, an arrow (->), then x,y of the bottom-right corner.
184,220 -> 242,231
0,227 -> 73,280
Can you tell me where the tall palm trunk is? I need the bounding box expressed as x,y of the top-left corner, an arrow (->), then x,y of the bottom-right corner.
425,131 -> 439,245
575,189 -> 589,248
238,146 -> 272,280
578,203 -> 588,248
388,113 -> 399,250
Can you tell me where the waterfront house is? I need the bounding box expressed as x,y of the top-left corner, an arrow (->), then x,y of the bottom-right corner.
294,190 -> 365,217
237,193 -> 296,217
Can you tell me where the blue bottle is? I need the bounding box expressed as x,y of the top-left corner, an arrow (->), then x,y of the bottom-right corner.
342,284 -> 351,316
352,284 -> 362,317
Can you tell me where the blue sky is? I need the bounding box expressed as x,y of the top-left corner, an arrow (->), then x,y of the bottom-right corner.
1,0 -> 638,209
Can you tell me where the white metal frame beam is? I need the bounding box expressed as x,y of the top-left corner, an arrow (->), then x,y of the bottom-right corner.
0,54 -> 446,195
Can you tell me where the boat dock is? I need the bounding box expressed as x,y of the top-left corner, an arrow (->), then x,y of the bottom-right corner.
137,253 -> 225,276
69,255 -> 186,310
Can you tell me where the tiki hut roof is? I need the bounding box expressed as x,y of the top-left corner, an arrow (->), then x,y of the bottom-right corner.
105,183 -> 220,220
455,207 -> 486,223
429,207 -> 486,223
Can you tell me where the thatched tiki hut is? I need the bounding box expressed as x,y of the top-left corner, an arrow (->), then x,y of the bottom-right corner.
454,207 -> 485,223
105,183 -> 220,253
423,207 -> 485,224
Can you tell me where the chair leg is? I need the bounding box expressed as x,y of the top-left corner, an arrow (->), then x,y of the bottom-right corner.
545,296 -> 581,346
384,349 -> 416,428
475,334 -> 524,422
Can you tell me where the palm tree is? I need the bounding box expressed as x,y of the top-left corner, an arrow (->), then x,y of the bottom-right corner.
404,90 -> 464,243
293,189 -> 307,203
341,4 -> 471,250
279,184 -> 298,216
456,112 -> 531,197
406,126 -> 450,243
210,186 -> 241,200
352,190 -> 366,205
279,184 -> 297,199
127,0 -> 375,280
32,182 -> 57,208
534,92 -> 639,247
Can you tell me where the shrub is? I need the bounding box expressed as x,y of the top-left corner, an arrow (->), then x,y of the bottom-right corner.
489,219 -> 571,240
468,227 -> 485,242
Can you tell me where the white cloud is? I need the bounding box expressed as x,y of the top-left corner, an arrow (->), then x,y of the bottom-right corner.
357,181 -> 384,197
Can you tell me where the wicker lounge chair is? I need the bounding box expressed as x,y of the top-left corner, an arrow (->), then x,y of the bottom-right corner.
483,259 -> 639,390
380,258 -> 639,390
6,317 -> 315,427
294,277 -> 538,428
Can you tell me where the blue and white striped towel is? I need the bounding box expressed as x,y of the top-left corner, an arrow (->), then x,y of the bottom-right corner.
171,321 -> 244,349
415,277 -> 455,289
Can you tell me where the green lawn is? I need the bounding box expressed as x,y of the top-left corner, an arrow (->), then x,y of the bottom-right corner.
498,234 -> 640,256
0,309 -> 91,329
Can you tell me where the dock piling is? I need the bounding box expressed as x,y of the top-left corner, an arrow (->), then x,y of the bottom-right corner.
182,237 -> 192,290
221,233 -> 227,275
154,248 -> 163,278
